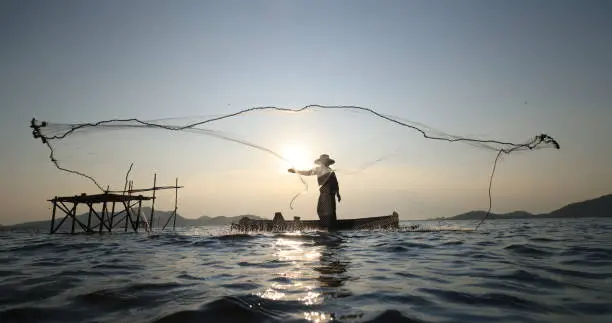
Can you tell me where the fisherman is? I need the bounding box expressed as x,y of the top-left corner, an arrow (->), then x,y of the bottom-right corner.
288,154 -> 341,230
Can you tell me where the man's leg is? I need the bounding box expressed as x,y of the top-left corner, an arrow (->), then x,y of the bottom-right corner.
320,193 -> 338,230
317,193 -> 336,230
317,193 -> 328,229
327,193 -> 337,231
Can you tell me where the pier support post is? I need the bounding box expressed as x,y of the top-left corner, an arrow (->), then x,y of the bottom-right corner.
50,198 -> 57,234
99,202 -> 106,233
173,178 -> 178,231
70,202 -> 77,234
124,202 -> 129,232
87,203 -> 92,232
109,202 -> 116,232
136,199 -> 142,232
150,173 -> 156,231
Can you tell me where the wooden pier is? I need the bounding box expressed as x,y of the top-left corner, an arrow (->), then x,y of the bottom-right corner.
48,175 -> 182,234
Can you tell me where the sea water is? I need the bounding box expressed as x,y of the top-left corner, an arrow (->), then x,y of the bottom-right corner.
1,218 -> 611,323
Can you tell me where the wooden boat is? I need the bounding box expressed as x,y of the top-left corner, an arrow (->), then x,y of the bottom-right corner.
230,211 -> 399,232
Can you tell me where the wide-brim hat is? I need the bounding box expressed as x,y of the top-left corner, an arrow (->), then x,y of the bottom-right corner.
314,154 -> 335,165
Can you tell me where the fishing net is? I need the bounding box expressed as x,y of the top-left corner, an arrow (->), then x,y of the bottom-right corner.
30,105 -> 559,231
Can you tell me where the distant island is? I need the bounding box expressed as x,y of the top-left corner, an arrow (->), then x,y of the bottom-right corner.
430,193 -> 612,221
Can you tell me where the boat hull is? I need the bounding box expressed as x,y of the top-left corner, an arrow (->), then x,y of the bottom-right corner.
231,211 -> 399,232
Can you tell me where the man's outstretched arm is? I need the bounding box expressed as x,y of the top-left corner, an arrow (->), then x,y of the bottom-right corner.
288,168 -> 315,176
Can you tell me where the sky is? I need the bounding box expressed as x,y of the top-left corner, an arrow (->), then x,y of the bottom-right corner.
1,0 -> 611,225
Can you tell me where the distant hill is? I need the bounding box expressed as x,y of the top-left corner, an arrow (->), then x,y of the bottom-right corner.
1,207 -> 265,232
545,194 -> 612,218
435,194 -> 612,220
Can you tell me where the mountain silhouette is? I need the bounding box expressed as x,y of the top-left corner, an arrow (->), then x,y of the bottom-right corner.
434,194 -> 612,220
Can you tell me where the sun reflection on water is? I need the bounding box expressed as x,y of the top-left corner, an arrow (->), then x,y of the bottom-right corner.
300,290 -> 321,306
252,233 -> 349,322
304,311 -> 333,322
254,235 -> 325,306
259,287 -> 286,301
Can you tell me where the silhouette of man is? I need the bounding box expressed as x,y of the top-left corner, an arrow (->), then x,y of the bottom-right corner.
289,154 -> 341,230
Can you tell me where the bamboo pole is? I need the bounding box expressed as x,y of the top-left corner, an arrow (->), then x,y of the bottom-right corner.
173,177 -> 178,231
50,198 -> 57,234
100,202 -> 107,233
87,203 -> 92,232
109,202 -> 116,232
150,173 -> 156,231
124,201 -> 129,232
136,199 -> 142,232
70,202 -> 77,234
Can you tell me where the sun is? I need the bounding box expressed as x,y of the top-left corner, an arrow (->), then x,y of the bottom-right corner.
279,144 -> 313,172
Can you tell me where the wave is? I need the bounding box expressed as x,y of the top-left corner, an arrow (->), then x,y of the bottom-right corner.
418,288 -> 554,313
504,243 -> 556,256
